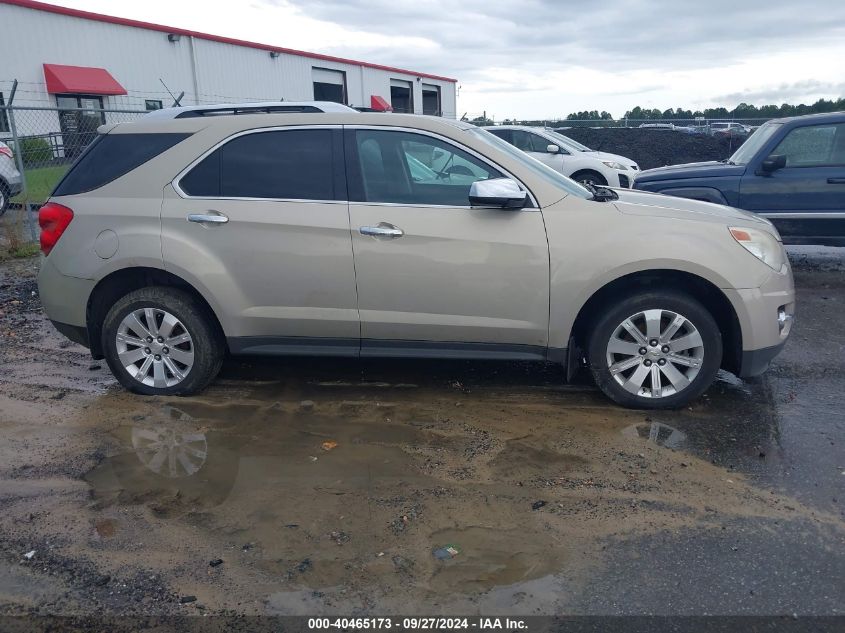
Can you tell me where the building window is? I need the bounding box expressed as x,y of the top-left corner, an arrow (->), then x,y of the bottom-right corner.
312,67 -> 347,104
145,99 -> 163,111
422,84 -> 441,116
390,79 -> 413,114
0,93 -> 9,133
56,95 -> 105,159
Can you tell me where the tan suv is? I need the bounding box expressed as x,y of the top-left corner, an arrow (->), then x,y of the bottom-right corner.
37,109 -> 795,409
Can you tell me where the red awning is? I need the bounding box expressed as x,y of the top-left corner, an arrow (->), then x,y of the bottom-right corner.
370,95 -> 393,112
43,64 -> 127,95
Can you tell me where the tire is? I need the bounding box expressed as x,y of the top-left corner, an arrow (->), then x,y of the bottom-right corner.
571,170 -> 608,187
101,287 -> 224,396
586,291 -> 722,409
0,182 -> 9,217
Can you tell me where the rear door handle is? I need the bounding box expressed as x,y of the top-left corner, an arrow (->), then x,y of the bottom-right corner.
187,212 -> 229,225
827,178 -> 845,184
359,223 -> 404,239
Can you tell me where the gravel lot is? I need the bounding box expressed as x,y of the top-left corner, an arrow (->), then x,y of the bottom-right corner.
0,249 -> 843,619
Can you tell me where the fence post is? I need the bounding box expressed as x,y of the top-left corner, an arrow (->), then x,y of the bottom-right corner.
6,81 -> 37,242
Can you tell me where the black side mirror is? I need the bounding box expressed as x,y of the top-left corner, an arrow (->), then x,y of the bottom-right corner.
760,154 -> 787,174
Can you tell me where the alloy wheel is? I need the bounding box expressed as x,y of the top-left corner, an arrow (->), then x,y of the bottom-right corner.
605,309 -> 704,398
116,307 -> 194,388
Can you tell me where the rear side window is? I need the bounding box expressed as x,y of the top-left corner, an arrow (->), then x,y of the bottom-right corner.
179,129 -> 338,200
53,133 -> 190,196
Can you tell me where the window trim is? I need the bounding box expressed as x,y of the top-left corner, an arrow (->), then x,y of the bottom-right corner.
172,125 -> 346,203
344,125 -> 538,209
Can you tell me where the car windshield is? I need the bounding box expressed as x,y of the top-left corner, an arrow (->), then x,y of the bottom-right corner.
467,127 -> 592,199
728,122 -> 782,165
546,130 -> 592,152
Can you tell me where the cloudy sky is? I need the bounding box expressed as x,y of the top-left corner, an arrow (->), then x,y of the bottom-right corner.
54,0 -> 845,119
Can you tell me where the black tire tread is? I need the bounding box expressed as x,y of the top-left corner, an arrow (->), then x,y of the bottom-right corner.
586,290 -> 722,409
101,286 -> 224,396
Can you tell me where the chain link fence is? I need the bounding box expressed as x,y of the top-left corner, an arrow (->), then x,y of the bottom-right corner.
0,102 -> 147,249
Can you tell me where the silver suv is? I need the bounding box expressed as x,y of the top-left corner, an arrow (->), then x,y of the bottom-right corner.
37,110 -> 795,408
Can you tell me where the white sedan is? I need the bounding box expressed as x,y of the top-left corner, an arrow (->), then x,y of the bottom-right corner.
485,125 -> 639,188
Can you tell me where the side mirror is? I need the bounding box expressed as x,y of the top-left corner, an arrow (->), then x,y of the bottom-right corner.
760,154 -> 787,174
546,144 -> 560,154
469,178 -> 528,209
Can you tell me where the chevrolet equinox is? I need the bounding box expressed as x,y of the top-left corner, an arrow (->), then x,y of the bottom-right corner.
37,110 -> 795,409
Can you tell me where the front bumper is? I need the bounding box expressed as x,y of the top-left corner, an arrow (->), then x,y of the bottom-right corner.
723,264 -> 795,378
740,340 -> 787,378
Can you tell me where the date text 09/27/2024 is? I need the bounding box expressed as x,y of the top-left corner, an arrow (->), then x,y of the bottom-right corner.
307,618 -> 528,630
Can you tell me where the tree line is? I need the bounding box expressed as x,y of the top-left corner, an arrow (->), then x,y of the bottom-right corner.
565,98 -> 845,121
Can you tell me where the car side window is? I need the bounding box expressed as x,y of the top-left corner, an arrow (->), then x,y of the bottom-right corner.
488,129 -> 513,144
349,129 -> 503,207
527,133 -> 555,153
510,130 -> 536,152
179,129 -> 337,199
772,123 -> 845,167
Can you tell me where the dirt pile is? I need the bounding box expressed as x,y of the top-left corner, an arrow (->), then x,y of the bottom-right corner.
560,128 -> 748,170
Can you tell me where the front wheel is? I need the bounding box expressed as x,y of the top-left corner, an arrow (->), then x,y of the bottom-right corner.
102,287 -> 224,396
587,292 -> 722,409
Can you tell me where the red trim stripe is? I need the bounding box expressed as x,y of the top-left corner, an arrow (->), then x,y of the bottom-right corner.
1,0 -> 458,83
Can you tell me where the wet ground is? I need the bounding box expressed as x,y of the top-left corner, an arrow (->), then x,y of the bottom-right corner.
0,249 -> 843,617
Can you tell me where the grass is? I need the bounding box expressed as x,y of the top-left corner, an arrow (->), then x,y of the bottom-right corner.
0,242 -> 39,260
11,164 -> 69,204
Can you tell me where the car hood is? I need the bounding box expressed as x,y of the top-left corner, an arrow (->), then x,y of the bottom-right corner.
612,188 -> 773,228
634,160 -> 746,182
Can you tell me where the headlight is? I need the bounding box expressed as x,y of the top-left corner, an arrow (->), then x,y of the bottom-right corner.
729,226 -> 787,272
601,161 -> 627,170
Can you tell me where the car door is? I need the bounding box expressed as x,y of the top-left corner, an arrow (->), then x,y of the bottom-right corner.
740,121 -> 845,242
345,127 -> 550,357
161,126 -> 360,355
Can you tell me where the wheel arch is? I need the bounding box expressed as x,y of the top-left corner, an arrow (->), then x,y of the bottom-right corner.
567,269 -> 743,375
570,168 -> 609,185
86,266 -> 225,359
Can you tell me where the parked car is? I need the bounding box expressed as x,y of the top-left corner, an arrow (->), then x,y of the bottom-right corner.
710,122 -> 751,137
0,140 -> 23,215
633,111 -> 845,246
486,125 -> 639,187
38,109 -> 794,409
638,123 -> 675,130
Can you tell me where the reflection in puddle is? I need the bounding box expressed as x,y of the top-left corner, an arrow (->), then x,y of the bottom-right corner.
75,359 -> 803,612
131,425 -> 208,479
621,422 -> 688,450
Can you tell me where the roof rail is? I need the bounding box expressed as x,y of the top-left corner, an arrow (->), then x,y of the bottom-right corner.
144,101 -> 357,119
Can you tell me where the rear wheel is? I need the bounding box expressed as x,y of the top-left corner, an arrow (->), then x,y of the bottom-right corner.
102,287 -> 224,396
571,170 -> 607,187
586,291 -> 722,409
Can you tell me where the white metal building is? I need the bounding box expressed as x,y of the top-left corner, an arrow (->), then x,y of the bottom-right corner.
0,0 -> 458,138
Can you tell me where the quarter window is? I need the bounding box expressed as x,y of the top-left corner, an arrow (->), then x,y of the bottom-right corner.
179,129 -> 338,200
349,129 -> 503,206
772,123 -> 845,167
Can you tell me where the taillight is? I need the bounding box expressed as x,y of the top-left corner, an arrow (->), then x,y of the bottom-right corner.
38,202 -> 74,256
0,145 -> 12,159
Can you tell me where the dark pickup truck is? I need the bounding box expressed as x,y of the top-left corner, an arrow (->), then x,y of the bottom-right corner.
633,111 -> 845,246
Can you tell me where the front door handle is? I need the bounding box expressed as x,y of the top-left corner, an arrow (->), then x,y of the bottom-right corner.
827,178 -> 845,184
359,223 -> 404,239
187,212 -> 229,225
